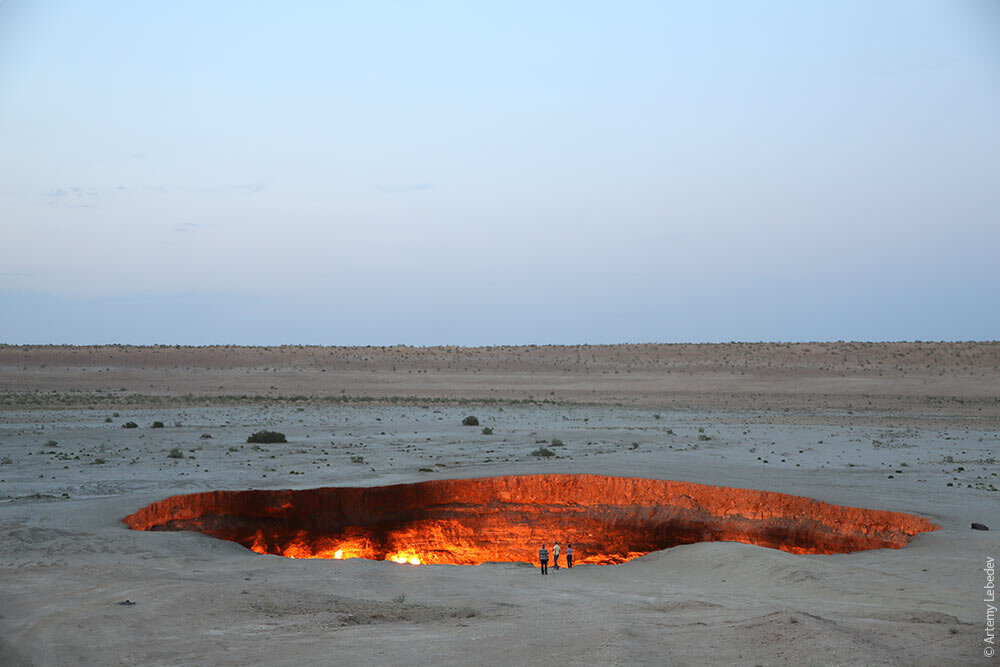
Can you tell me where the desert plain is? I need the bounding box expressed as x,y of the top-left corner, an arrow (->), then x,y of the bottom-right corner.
0,342 -> 998,666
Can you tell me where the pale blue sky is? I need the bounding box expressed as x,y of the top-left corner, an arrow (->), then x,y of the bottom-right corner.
1,1 -> 998,344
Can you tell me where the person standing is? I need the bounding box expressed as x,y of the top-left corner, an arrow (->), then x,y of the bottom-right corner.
539,544 -> 548,575
566,544 -> 573,568
552,542 -> 560,570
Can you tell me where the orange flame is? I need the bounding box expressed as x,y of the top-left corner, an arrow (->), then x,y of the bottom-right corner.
388,552 -> 422,565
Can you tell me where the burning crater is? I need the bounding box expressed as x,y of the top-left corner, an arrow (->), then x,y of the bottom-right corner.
122,474 -> 938,565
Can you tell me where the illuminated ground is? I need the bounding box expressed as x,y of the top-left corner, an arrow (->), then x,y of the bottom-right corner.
123,474 -> 939,562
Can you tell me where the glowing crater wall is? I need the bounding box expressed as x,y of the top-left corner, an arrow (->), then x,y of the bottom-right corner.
122,474 -> 939,565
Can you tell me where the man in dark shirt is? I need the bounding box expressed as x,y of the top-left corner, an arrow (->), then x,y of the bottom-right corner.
539,544 -> 549,575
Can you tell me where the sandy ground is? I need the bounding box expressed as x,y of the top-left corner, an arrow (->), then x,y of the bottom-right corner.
0,344 -> 998,665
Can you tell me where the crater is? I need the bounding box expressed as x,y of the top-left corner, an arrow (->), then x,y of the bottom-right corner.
122,474 -> 939,565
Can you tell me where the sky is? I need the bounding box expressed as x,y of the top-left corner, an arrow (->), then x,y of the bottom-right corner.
1,1 -> 998,345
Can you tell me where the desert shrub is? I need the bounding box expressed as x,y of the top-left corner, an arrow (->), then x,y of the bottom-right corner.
200,433 -> 212,439
104,417 -> 113,423
45,440 -> 58,447
550,438 -> 564,447
122,421 -> 138,429
698,434 -> 712,441
247,430 -> 287,444
92,458 -> 106,465
350,455 -> 365,464
531,447 -> 555,457
481,427 -> 493,435
167,447 -> 184,459
151,421 -> 165,428
462,415 -> 479,426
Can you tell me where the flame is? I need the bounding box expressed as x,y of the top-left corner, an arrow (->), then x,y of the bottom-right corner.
277,540 -> 423,565
248,532 -> 268,555
388,552 -> 421,565
279,541 -> 372,560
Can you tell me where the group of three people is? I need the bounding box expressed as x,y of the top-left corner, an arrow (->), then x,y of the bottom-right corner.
538,542 -> 572,574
